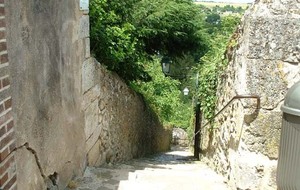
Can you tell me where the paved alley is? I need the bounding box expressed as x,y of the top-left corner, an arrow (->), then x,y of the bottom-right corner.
68,146 -> 230,190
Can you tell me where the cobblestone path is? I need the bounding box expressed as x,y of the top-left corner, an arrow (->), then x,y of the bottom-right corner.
67,146 -> 229,190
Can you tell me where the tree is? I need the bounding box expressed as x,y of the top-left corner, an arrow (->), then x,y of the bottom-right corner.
131,58 -> 191,128
90,0 -> 208,82
90,0 -> 150,82
133,0 -> 208,60
206,13 -> 221,25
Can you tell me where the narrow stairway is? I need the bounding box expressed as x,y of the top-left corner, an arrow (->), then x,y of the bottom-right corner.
68,146 -> 229,190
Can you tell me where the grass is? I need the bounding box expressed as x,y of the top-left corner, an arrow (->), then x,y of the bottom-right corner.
194,2 -> 250,9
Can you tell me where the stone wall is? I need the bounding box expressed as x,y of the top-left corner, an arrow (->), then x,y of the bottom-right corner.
83,58 -> 171,166
201,0 -> 300,189
3,1 -> 170,189
0,1 -> 17,189
5,1 -> 87,189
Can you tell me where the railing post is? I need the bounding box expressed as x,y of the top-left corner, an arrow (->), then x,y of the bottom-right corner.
194,100 -> 201,160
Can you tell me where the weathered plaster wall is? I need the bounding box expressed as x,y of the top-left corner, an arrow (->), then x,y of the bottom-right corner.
3,1 -> 170,189
201,0 -> 300,189
5,1 -> 87,189
83,58 -> 171,166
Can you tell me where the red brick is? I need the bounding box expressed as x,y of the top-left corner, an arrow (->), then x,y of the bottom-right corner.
1,53 -> 8,64
0,103 -> 4,114
0,155 -> 13,175
0,18 -> 5,28
6,120 -> 13,132
0,125 -> 5,138
8,142 -> 15,152
0,148 -> 9,162
0,163 -> 8,178
0,42 -> 6,52
0,7 -> 5,17
0,132 -> 14,150
0,30 -> 5,40
0,111 -> 11,126
0,172 -> 8,186
2,77 -> 9,87
4,98 -> 11,110
3,175 -> 16,190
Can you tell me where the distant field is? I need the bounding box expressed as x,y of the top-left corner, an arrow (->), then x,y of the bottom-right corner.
194,1 -> 250,9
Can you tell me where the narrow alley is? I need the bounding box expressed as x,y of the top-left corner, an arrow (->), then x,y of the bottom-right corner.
68,146 -> 229,190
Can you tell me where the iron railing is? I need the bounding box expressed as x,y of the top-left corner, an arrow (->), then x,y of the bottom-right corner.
192,95 -> 260,157
200,94 -> 260,134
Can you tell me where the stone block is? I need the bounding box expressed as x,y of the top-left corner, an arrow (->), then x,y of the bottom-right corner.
82,58 -> 98,93
235,162 -> 258,190
85,37 -> 90,58
248,18 -> 300,63
82,84 -> 100,110
79,15 -> 90,39
87,140 -> 101,166
244,111 -> 281,159
84,100 -> 99,142
280,61 -> 300,88
246,60 -> 287,109
86,125 -> 102,155
172,128 -> 188,146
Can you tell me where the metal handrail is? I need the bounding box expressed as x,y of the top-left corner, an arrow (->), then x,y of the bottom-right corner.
194,94 -> 260,137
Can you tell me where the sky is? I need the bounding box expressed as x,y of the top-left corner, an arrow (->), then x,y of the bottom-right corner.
205,0 -> 254,3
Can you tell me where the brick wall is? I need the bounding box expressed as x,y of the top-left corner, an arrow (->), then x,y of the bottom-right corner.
0,1 -> 17,190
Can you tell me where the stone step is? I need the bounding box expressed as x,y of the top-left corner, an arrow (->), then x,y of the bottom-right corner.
118,180 -> 167,190
128,167 -> 225,181
71,147 -> 230,190
119,179 -> 228,190
123,167 -> 229,190
129,170 -> 203,180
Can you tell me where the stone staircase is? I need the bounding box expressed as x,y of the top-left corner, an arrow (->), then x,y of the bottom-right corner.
68,146 -> 230,190
118,165 -> 229,190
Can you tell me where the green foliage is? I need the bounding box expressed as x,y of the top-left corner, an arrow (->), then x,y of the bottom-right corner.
198,15 -> 241,122
220,15 -> 241,35
133,0 -> 208,60
90,0 -> 150,82
210,4 -> 246,14
90,0 -> 243,133
90,0 -> 208,82
165,54 -> 197,80
131,13 -> 241,129
205,13 -> 221,25
205,13 -> 221,34
198,53 -> 218,120
131,58 -> 191,128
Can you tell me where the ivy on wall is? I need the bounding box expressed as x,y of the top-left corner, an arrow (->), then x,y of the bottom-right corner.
198,15 -> 241,123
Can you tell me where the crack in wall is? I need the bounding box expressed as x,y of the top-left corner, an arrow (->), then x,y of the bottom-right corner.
86,132 -> 95,142
10,142 -> 46,179
10,143 -> 60,189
